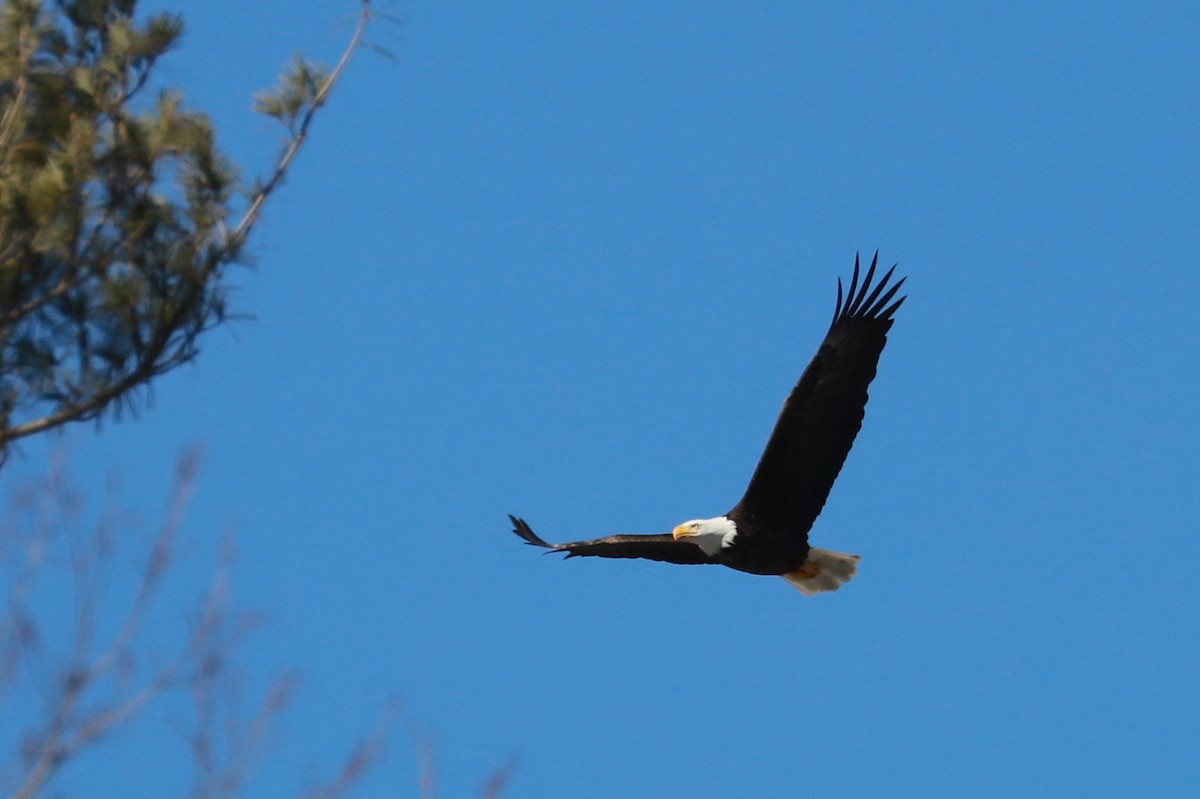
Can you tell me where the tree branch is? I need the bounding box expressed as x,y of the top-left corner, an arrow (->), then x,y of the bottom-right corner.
0,1 -> 373,459
9,452 -> 212,799
228,1 -> 372,252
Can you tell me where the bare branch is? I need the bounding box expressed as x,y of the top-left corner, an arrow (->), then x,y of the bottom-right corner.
298,699 -> 398,799
479,757 -> 517,799
403,720 -> 514,799
10,451 -> 209,799
3,451 -> 396,798
409,722 -> 438,799
0,454 -> 69,705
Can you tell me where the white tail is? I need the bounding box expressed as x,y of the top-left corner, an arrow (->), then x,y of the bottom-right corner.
782,548 -> 861,596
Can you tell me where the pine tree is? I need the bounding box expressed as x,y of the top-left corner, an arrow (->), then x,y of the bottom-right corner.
0,0 -> 368,462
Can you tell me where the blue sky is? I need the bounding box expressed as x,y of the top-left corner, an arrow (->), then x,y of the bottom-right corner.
4,1 -> 1199,797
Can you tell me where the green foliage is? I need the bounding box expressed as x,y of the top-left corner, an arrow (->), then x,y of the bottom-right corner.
0,0 -> 353,459
254,55 -> 330,135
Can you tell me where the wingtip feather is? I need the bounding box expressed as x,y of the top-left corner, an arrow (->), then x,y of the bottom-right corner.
845,255 -> 862,315
509,515 -> 553,549
836,253 -> 907,322
832,277 -> 845,328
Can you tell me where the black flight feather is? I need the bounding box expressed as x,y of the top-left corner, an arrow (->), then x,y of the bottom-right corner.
730,251 -> 905,536
509,516 -> 715,565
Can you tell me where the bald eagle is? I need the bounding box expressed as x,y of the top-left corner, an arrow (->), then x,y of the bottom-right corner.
510,253 -> 905,595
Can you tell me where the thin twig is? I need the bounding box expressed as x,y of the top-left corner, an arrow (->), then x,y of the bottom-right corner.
10,452 -> 212,799
299,699 -> 398,799
410,722 -> 438,799
227,0 -> 372,251
479,756 -> 517,799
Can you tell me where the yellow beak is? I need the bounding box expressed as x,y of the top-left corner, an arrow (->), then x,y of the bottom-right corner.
672,524 -> 693,541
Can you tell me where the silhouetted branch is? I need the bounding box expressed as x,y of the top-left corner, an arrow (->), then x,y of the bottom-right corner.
406,720 -> 515,799
0,451 -> 390,799
8,449 -> 224,799
298,699 -> 398,799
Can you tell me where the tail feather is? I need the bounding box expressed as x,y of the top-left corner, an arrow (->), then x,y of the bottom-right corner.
782,547 -> 861,596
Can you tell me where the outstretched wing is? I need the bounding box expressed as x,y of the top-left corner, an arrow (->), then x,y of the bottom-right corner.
509,515 -> 717,565
730,252 -> 905,534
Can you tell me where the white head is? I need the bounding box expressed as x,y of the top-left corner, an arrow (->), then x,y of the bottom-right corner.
672,516 -> 738,556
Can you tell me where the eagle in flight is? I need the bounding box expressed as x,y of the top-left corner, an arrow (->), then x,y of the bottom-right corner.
510,253 -> 905,595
